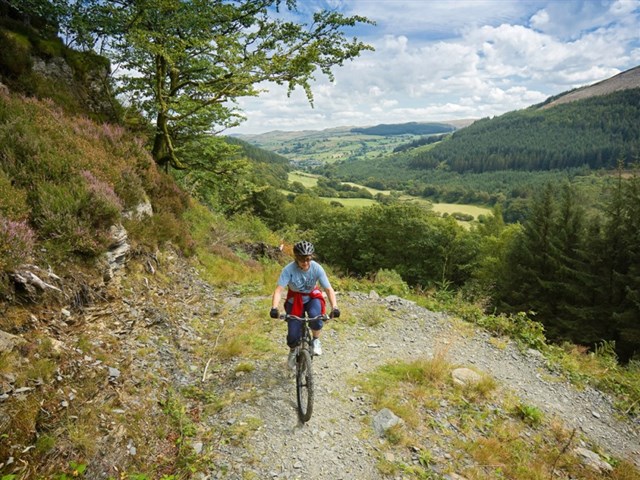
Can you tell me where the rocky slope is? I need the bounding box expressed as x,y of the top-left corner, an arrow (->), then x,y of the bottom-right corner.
541,65 -> 640,109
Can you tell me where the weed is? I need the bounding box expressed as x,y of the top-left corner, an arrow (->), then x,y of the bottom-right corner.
384,423 -> 407,446
514,402 -> 544,427
225,416 -> 263,446
489,336 -> 508,350
361,304 -> 389,327
35,434 -> 56,453
24,358 -> 57,382
461,374 -> 498,402
235,362 -> 255,373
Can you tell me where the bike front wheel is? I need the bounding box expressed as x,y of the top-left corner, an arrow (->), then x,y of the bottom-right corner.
296,349 -> 314,423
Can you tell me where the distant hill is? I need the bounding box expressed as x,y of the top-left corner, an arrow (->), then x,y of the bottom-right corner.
350,121 -> 455,136
231,120 -> 473,165
540,66 -> 640,109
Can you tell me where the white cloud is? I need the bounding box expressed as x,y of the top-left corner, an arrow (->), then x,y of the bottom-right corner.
229,0 -> 640,134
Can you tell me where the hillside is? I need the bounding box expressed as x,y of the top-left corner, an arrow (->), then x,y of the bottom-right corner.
233,121 -> 469,167
4,244 -> 639,479
541,65 -> 640,109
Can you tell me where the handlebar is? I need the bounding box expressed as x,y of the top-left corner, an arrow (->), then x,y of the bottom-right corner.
280,314 -> 330,322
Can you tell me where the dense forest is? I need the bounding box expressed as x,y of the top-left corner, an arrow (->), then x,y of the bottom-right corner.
401,89 -> 639,173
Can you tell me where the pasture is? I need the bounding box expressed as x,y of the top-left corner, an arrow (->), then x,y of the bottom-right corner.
288,172 -> 491,221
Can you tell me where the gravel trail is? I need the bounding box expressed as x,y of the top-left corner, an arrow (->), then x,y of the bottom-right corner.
205,291 -> 640,479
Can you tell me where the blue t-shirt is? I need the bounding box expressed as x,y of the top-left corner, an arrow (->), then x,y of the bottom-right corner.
277,261 -> 331,303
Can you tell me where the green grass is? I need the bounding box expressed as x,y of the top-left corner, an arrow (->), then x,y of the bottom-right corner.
357,355 -> 636,480
430,202 -> 491,220
288,171 -> 319,188
319,197 -> 378,207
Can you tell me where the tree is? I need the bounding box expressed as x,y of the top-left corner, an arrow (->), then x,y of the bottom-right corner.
80,0 -> 373,169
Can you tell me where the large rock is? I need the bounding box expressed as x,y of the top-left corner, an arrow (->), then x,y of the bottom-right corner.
104,224 -> 130,281
10,264 -> 63,301
451,367 -> 483,386
372,408 -> 404,437
123,199 -> 153,221
574,447 -> 613,473
0,330 -> 25,353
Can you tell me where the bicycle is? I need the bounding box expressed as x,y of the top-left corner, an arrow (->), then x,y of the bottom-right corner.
281,313 -> 329,423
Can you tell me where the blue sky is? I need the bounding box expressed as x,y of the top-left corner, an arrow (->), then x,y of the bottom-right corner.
229,0 -> 640,134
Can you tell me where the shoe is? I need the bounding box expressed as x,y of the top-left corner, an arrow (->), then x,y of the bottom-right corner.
312,338 -> 322,356
287,350 -> 297,369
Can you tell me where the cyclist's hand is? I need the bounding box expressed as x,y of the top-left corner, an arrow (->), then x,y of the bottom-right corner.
269,308 -> 279,319
330,307 -> 340,319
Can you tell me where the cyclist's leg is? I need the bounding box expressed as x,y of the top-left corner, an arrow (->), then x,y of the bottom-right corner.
285,301 -> 303,348
305,298 -> 324,339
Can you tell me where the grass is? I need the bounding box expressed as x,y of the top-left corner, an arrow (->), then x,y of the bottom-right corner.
429,202 -> 491,220
357,354 -> 636,479
288,171 -> 319,188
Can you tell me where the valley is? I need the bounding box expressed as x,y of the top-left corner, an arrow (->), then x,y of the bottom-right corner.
286,171 -> 492,223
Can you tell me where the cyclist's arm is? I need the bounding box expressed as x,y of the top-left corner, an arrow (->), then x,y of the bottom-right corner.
272,284 -> 286,309
325,285 -> 338,311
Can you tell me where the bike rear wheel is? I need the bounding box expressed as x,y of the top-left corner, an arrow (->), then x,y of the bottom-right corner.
296,349 -> 314,423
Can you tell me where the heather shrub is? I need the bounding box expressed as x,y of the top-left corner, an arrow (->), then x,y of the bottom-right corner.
33,179 -> 118,258
80,170 -> 123,227
0,216 -> 35,271
0,169 -> 29,220
114,168 -> 147,209
149,171 -> 190,217
125,211 -> 194,255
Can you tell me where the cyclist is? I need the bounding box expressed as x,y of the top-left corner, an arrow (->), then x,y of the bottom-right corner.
270,240 -> 340,368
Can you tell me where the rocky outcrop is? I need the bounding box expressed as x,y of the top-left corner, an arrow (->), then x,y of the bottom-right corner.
103,224 -> 130,281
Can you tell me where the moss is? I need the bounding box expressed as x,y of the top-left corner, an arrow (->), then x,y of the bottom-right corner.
34,37 -> 64,59
64,48 -> 110,76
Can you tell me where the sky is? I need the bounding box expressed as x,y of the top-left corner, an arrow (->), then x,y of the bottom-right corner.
228,0 -> 640,135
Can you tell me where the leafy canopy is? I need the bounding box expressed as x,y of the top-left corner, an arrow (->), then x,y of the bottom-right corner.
75,0 -> 374,169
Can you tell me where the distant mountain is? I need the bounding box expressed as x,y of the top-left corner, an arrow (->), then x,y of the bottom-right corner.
540,66 -> 640,109
350,121 -> 455,136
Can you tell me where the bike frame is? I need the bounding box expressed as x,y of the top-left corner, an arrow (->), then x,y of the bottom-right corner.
281,313 -> 329,423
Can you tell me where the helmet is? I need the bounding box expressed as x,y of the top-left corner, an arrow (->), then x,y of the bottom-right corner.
293,240 -> 315,256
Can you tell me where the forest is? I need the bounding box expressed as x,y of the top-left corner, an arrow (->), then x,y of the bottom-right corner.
407,89 -> 640,173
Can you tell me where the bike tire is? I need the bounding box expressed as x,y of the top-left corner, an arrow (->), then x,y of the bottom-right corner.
296,349 -> 314,423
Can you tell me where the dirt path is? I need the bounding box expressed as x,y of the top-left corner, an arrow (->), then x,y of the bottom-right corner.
204,292 -> 640,479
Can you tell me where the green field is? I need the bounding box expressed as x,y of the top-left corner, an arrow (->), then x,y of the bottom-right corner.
288,172 -> 491,222
289,171 -> 320,187
431,203 -> 491,219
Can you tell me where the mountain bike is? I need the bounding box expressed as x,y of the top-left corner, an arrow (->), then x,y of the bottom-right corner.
281,313 -> 329,423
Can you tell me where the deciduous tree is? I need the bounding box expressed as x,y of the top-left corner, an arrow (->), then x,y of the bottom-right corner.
79,0 -> 373,170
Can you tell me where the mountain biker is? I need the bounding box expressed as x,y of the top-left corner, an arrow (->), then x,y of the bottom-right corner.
270,240 -> 340,369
